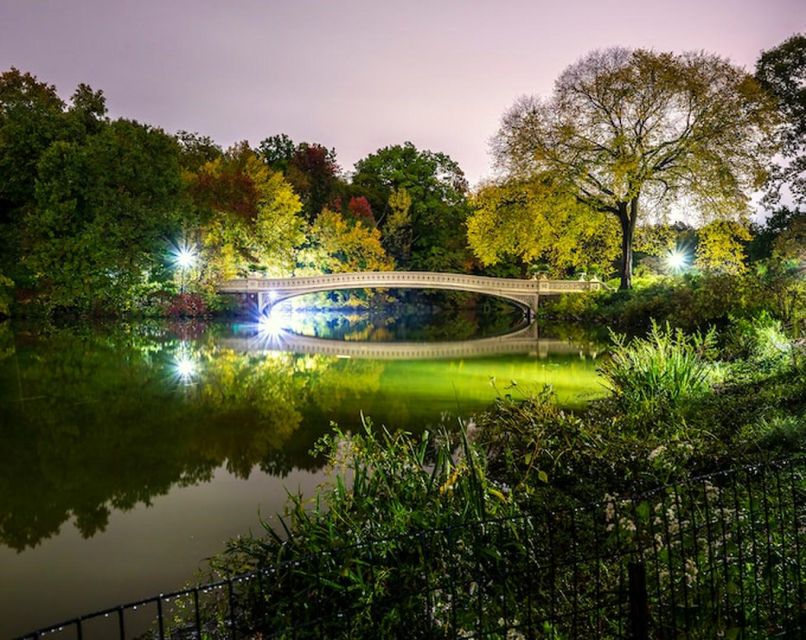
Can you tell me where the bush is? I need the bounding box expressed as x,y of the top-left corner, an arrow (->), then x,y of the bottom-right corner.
0,272 -> 13,318
542,266 -> 805,334
725,311 -> 794,372
599,322 -> 717,415
165,292 -> 208,317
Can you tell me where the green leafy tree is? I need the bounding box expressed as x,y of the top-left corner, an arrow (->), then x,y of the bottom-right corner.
352,142 -> 471,271
749,207 -> 804,261
0,69 -> 69,285
0,68 -> 66,221
27,119 -> 184,312
756,33 -> 806,205
493,48 -> 777,289
258,133 -> 296,173
66,83 -> 107,137
176,130 -> 223,172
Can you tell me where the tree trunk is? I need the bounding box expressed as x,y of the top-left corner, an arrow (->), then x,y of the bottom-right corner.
618,199 -> 638,290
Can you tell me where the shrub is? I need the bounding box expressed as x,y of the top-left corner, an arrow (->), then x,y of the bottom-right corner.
0,272 -> 13,318
598,321 -> 717,415
725,311 -> 793,372
165,292 -> 208,317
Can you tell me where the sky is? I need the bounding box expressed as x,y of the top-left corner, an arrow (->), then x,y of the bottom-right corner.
0,0 -> 803,186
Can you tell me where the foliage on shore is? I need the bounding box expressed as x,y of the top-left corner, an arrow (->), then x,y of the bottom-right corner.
541,261 -> 805,335
215,317 -> 804,575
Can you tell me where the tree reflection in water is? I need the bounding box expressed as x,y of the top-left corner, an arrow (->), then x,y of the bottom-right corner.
0,298 -> 605,551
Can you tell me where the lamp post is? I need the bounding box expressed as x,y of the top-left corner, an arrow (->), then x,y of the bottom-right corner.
171,242 -> 197,293
665,248 -> 689,274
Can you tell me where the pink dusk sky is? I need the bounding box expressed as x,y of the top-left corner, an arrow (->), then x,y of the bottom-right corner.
1,0 -> 803,185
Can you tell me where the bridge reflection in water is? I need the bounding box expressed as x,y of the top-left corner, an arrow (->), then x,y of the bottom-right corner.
220,321 -> 600,361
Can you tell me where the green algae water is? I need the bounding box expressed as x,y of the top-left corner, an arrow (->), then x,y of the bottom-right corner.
0,292 -> 606,636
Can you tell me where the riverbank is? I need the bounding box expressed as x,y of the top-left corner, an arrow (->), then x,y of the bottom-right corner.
201,315 -> 804,636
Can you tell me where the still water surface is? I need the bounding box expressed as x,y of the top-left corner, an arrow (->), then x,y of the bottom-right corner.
0,293 -> 606,636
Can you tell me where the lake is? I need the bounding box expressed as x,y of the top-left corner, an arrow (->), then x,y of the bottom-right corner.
0,292 -> 606,636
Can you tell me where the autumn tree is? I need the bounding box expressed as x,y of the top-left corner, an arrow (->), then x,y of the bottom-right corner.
347,196 -> 375,226
383,187 -> 413,265
695,220 -> 752,274
756,33 -> 806,206
299,208 -> 394,274
188,143 -> 305,279
490,48 -> 777,289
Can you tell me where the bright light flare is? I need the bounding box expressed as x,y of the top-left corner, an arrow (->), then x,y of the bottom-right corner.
171,242 -> 197,270
258,312 -> 284,337
665,249 -> 689,273
173,353 -> 197,384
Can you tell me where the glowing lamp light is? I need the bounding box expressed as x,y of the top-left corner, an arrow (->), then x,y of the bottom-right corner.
258,312 -> 284,337
665,249 -> 689,273
171,242 -> 197,270
173,354 -> 197,384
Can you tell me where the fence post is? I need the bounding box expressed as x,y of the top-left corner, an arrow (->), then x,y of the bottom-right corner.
628,561 -> 649,640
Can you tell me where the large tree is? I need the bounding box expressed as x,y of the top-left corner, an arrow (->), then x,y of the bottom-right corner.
29,119 -> 184,311
468,176 -> 620,276
756,33 -> 806,206
188,142 -> 306,279
352,142 -> 470,271
491,48 -> 777,289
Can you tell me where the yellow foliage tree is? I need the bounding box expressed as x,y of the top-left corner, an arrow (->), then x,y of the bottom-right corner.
468,177 -> 620,276
695,219 -> 752,274
189,143 -> 306,282
299,208 -> 394,274
383,187 -> 413,264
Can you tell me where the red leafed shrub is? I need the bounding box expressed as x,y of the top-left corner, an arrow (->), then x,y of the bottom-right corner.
348,196 -> 375,225
165,293 -> 208,317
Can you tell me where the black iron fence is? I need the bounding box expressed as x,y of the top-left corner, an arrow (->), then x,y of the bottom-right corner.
16,457 -> 806,639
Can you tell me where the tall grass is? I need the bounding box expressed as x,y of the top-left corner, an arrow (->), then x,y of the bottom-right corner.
599,321 -> 717,414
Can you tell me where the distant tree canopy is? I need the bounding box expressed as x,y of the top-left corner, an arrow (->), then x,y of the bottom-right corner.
352,142 -> 471,271
1,42 -> 797,316
482,48 -> 777,288
756,33 -> 806,206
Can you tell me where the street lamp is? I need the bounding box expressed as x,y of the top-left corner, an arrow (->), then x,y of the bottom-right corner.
171,242 -> 197,292
665,248 -> 689,274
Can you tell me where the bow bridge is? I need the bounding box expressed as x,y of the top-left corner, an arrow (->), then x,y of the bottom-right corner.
219,271 -> 605,317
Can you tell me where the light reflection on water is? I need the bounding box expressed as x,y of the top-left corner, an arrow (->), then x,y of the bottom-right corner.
0,295 -> 606,636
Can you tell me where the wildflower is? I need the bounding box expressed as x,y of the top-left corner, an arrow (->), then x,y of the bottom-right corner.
685,558 -> 698,585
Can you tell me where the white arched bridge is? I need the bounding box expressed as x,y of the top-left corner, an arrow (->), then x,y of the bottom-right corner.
218,271 -> 605,317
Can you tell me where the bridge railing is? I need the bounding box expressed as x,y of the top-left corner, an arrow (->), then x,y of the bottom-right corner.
218,271 -> 606,294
